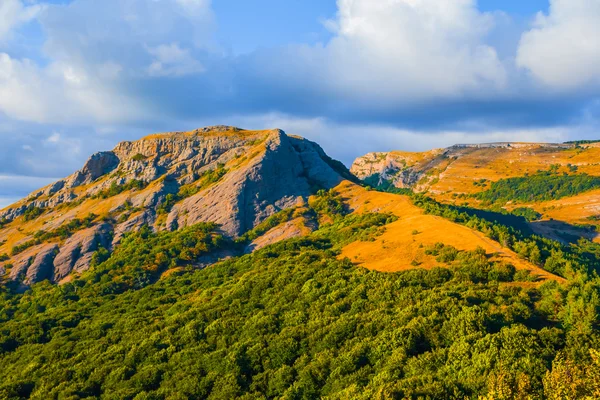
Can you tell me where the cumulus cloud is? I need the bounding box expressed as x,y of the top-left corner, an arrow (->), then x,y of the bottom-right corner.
323,0 -> 507,100
0,0 -> 44,42
2,0 -> 600,204
517,0 -> 600,90
242,0 -> 507,110
0,0 -> 216,125
147,43 -> 205,77
0,53 -> 146,124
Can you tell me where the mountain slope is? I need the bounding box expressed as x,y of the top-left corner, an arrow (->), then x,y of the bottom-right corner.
352,142 -> 600,242
0,126 -> 348,286
334,181 -> 562,281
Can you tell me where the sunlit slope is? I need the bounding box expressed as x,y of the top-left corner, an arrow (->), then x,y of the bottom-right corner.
0,126 -> 348,285
353,143 -> 600,197
335,181 -> 563,282
352,142 -> 600,233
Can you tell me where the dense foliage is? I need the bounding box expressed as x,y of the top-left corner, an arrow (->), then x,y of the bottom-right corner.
510,207 -> 542,222
83,223 -> 226,295
2,180 -> 600,398
413,194 -> 600,278
476,171 -> 600,204
0,213 -> 599,398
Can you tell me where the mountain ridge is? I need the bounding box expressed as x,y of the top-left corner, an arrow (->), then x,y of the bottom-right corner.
0,126 -> 349,286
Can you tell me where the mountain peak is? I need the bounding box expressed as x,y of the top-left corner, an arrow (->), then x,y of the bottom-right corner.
0,126 -> 349,286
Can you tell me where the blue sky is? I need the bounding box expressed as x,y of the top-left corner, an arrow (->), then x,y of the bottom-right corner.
0,0 -> 599,207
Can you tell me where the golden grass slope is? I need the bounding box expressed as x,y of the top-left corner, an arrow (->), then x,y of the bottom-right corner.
335,181 -> 564,282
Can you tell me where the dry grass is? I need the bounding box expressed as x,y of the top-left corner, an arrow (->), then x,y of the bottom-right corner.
335,181 -> 564,283
379,144 -> 600,202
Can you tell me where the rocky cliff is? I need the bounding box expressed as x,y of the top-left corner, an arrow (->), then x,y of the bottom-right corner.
351,142 -> 597,194
0,126 -> 348,286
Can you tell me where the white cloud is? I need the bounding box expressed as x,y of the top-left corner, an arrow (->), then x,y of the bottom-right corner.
0,0 -> 44,42
269,0 -> 507,103
0,0 -> 215,125
147,43 -> 205,77
0,53 -> 146,124
517,0 -> 600,90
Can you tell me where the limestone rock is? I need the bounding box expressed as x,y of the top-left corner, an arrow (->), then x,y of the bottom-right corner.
8,243 -> 59,284
0,125 -> 351,285
169,130 -> 344,237
53,223 -> 112,282
67,151 -> 120,188
25,244 -> 59,285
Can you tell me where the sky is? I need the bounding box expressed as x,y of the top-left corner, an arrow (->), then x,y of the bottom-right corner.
0,0 -> 599,208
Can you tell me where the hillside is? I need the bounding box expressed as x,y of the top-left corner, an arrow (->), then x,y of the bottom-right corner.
352,142 -> 600,243
1,129 -> 600,398
0,126 -> 349,287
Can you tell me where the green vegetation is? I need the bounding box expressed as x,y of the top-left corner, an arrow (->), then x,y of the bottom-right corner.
564,139 -> 600,145
132,153 -> 147,161
22,206 -> 45,222
314,212 -> 397,249
157,165 -> 228,215
511,207 -> 543,222
311,189 -> 347,217
0,209 -> 599,398
93,180 -> 147,199
236,208 -> 296,244
10,240 -> 38,257
33,214 -> 97,242
0,218 -> 8,229
0,253 -> 9,262
413,194 -> 600,277
3,170 -> 600,398
9,215 -> 99,257
84,223 -> 225,295
425,243 -> 523,283
476,171 -> 600,204
473,178 -> 489,187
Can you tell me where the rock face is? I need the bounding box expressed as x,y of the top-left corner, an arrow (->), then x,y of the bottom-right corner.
351,149 -> 446,190
0,126 -> 349,285
8,244 -> 59,285
52,224 -> 112,282
350,142 -> 582,192
167,132 -> 344,236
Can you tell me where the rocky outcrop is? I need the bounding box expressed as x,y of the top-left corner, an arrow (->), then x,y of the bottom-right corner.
9,244 -> 59,284
351,141 -> 591,192
66,151 -> 120,188
0,126 -> 350,285
25,245 -> 59,285
53,223 -> 112,282
167,130 -> 344,237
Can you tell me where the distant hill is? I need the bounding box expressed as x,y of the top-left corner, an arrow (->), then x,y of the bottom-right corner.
352,141 -> 600,244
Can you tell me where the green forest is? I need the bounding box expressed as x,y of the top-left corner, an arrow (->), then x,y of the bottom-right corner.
1,189 -> 600,399
475,170 -> 600,204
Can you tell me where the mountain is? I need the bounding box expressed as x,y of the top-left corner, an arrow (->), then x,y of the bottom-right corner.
1,129 -> 600,398
0,126 -> 351,286
352,141 -> 600,243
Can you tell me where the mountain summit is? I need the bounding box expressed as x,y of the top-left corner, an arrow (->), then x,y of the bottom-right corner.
0,126 -> 351,285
